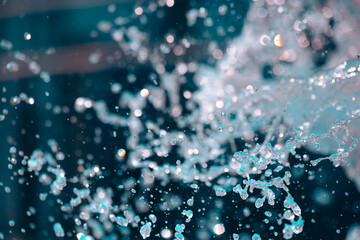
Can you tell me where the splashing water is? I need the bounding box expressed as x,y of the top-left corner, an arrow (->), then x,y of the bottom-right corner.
2,0 -> 360,239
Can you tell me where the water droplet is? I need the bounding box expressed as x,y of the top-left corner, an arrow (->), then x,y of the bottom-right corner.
215,186 -> 227,196
140,222 -> 152,239
140,88 -> 150,98
53,222 -> 65,237
24,32 -> 31,40
6,62 -> 19,72
274,34 -> 283,47
252,233 -> 261,240
213,223 -> 225,235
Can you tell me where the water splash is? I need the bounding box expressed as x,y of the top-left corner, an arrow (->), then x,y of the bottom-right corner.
2,0 -> 360,239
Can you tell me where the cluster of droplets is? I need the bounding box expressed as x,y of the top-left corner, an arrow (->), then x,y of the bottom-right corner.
1,39 -> 51,82
56,42 -> 360,238
69,57 -> 360,239
0,89 -> 35,122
